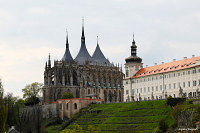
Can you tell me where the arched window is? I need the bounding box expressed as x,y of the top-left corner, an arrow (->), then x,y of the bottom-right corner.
74,103 -> 77,109
60,104 -> 62,109
66,103 -> 68,110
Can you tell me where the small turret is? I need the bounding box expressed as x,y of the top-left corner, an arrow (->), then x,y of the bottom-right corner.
48,53 -> 51,68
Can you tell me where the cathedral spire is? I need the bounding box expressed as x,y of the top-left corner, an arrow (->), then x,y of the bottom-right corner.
62,30 -> 74,62
66,29 -> 69,49
81,17 -> 85,44
97,36 -> 99,45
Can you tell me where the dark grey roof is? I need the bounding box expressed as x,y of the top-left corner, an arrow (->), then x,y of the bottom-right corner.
92,44 -> 110,66
74,43 -> 94,65
62,35 -> 74,62
74,24 -> 94,65
62,48 -> 74,62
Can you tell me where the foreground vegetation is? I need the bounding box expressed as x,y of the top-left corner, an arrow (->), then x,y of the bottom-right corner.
44,99 -> 200,133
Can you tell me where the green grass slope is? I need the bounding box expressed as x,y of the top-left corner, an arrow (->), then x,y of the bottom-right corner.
65,100 -> 174,132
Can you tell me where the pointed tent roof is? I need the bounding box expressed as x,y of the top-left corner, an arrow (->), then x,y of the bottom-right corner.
74,19 -> 94,65
92,36 -> 110,65
62,31 -> 74,62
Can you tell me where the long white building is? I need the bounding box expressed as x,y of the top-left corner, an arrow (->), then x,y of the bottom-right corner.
123,36 -> 200,102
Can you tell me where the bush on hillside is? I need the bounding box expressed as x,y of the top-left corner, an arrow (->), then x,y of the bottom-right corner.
158,119 -> 168,133
167,97 -> 186,107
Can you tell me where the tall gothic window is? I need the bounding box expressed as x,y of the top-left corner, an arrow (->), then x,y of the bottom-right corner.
126,70 -> 129,77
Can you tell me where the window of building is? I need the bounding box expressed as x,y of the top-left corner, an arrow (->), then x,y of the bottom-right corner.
140,88 -> 142,93
156,86 -> 158,91
160,85 -> 162,91
193,80 -> 197,86
152,87 -> 154,92
178,82 -> 181,88
74,103 -> 78,109
148,87 -> 150,92
169,74 -> 171,78
137,89 -> 138,93
173,83 -> 176,89
160,76 -> 162,79
188,81 -> 191,87
173,73 -> 176,77
144,87 -> 146,92
183,82 -> 185,88
66,103 -> 68,110
88,89 -> 90,94
188,71 -> 190,75
199,80 -> 200,86
169,84 -> 171,89
164,84 -> 167,90
198,69 -> 200,73
60,104 -> 62,109
126,90 -> 129,95
192,69 -> 196,74
183,72 -> 185,76
178,73 -> 180,76
126,70 -> 129,77
152,77 -> 154,80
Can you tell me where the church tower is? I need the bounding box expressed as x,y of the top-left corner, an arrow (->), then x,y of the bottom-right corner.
125,34 -> 143,78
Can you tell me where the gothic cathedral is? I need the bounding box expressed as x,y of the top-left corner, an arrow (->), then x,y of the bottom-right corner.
43,22 -> 124,103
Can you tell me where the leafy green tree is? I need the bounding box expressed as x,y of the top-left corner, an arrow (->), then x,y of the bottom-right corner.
0,94 -> 8,133
22,82 -> 43,99
4,93 -> 25,130
62,92 -> 74,99
22,82 -> 43,105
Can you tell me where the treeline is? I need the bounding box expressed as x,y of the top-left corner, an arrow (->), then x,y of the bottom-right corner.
0,79 -> 43,132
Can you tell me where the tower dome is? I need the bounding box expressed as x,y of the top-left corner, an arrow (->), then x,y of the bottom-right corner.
125,34 -> 142,63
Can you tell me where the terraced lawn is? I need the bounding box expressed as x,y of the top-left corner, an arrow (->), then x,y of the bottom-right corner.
65,100 -> 174,132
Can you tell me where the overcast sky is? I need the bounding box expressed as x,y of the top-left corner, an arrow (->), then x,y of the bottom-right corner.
0,0 -> 200,97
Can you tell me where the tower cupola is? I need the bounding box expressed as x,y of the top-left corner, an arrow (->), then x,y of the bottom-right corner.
125,34 -> 142,63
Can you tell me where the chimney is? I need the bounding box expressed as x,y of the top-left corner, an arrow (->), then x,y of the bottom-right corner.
161,62 -> 164,64
192,55 -> 195,58
173,59 -> 176,62
184,57 -> 187,59
155,63 -> 157,65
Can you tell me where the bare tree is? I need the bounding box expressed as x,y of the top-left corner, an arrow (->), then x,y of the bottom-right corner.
178,107 -> 194,131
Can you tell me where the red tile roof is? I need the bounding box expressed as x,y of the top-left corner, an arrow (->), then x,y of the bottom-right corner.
52,98 -> 103,103
133,56 -> 200,78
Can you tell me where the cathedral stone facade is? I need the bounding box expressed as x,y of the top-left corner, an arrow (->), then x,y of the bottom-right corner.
43,24 -> 124,104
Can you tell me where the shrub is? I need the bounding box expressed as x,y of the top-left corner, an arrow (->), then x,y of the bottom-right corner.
158,119 -> 168,133
167,97 -> 186,107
